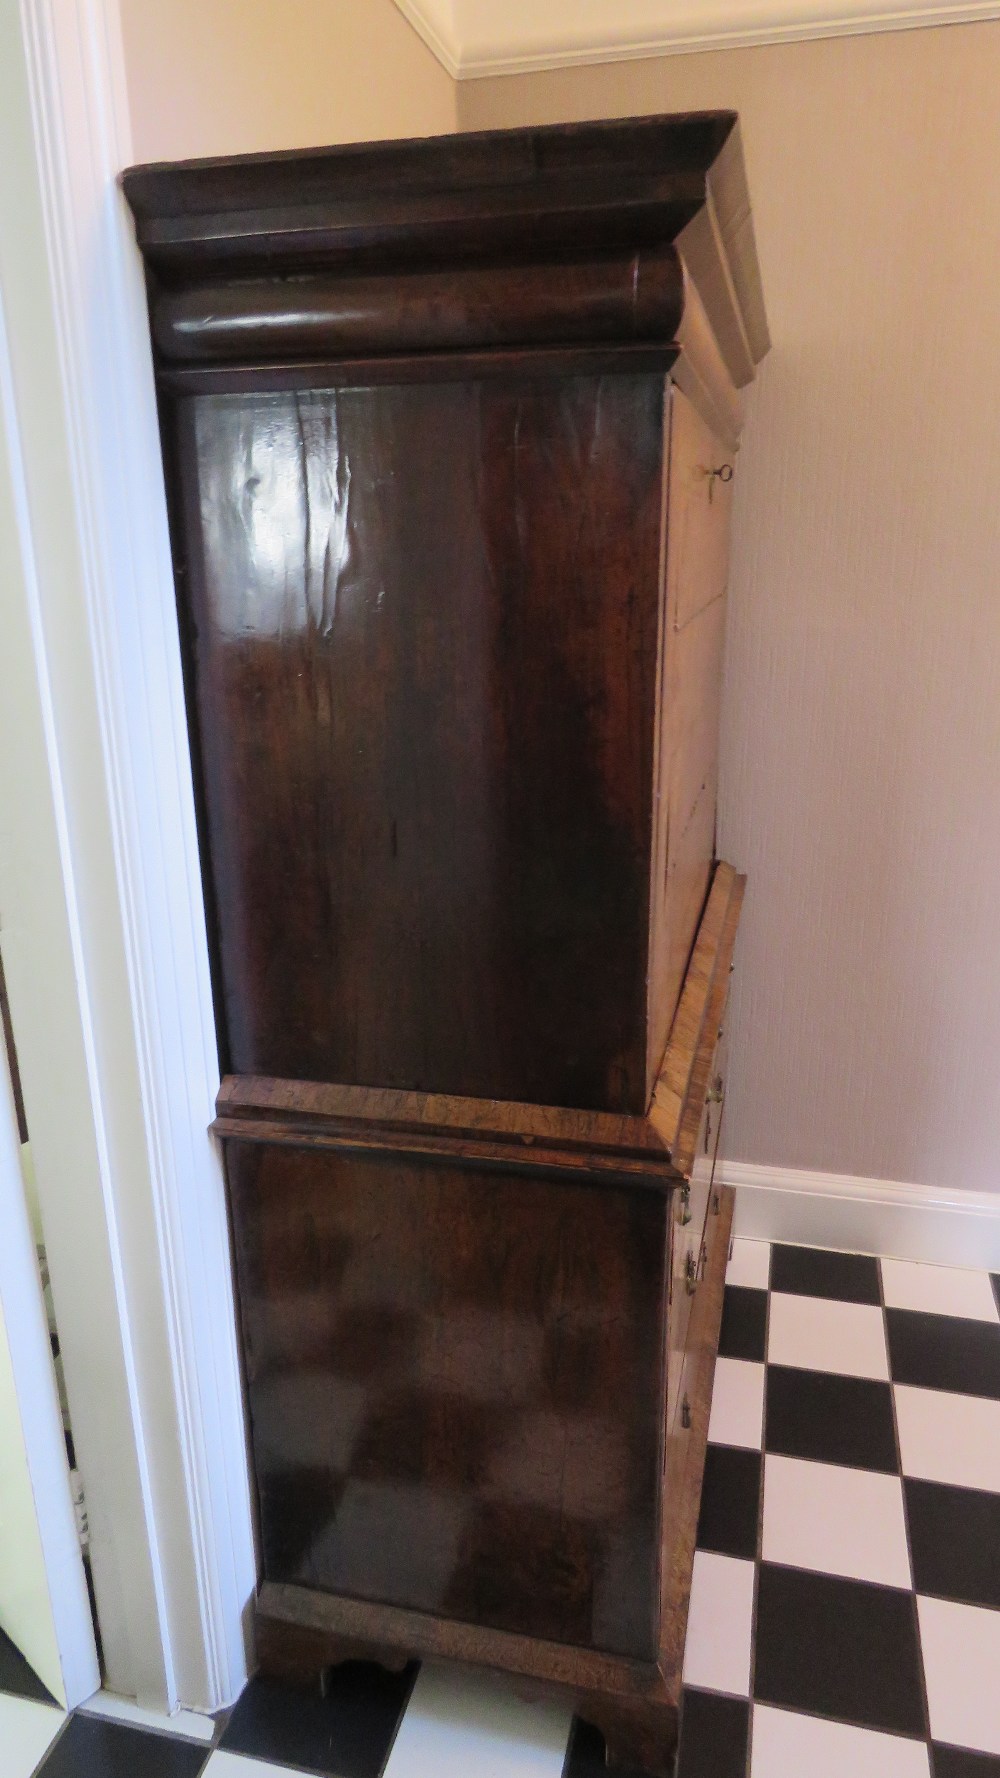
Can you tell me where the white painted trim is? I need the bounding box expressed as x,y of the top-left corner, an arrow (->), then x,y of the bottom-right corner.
0,1040 -> 100,1709
78,1692 -> 214,1742
0,176 -> 171,1704
721,1160 -> 1000,1270
395,0 -> 1000,77
13,0 -> 255,1713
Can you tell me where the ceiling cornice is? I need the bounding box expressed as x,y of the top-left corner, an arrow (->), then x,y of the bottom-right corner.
394,0 -> 1000,78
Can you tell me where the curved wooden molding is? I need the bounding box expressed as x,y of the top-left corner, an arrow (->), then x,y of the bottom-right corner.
124,111 -> 769,393
395,0 -> 1000,76
153,250 -> 686,364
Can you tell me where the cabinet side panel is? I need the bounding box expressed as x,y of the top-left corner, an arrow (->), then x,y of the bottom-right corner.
648,388 -> 734,1099
170,374 -> 663,1112
225,1139 -> 667,1658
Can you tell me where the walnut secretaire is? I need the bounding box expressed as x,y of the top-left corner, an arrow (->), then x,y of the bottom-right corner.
123,114 -> 768,1774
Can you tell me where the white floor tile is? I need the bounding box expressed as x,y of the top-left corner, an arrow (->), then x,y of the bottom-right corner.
727,1239 -> 772,1290
767,1293 -> 889,1379
750,1703 -> 930,1777
761,1455 -> 911,1587
0,1694 -> 65,1778
79,1690 -> 215,1740
682,1551 -> 755,1696
918,1594 -> 1000,1756
894,1385 -> 1000,1492
206,1753 -> 313,1777
381,1664 -> 571,1778
707,1358 -> 765,1450
881,1259 -> 1000,1323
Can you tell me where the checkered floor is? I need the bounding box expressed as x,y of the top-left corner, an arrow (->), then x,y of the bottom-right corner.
2,1239 -> 999,1777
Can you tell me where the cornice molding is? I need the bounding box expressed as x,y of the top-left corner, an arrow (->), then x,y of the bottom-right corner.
395,0 -> 1000,77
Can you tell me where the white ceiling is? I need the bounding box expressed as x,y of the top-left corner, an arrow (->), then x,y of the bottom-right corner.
393,0 -> 1000,77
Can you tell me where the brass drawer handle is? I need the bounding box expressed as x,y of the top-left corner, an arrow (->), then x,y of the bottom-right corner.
679,1184 -> 692,1226
681,1395 -> 692,1430
685,1251 -> 698,1295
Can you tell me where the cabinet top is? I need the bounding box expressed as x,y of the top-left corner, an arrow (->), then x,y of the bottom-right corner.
122,110 -> 768,387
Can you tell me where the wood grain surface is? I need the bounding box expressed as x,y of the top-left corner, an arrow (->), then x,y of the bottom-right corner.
173,372 -> 664,1111
123,112 -> 764,1776
229,1139 -> 667,1657
153,250 -> 685,364
649,861 -> 746,1175
213,1074 -> 675,1189
659,1185 -> 735,1694
647,388 -> 736,1099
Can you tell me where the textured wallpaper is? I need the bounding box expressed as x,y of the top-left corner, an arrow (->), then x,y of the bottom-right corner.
460,23 -> 1000,1191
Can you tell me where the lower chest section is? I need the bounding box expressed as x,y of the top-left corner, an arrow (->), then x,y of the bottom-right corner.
226,1139 -> 670,1660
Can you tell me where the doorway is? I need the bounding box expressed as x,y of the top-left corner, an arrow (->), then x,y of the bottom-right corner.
0,951 -> 100,1709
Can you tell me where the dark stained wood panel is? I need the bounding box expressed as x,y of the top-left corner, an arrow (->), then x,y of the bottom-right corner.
153,250 -> 685,364
121,113 -> 743,291
173,372 -> 664,1111
227,1139 -> 668,1658
124,113 -> 768,1773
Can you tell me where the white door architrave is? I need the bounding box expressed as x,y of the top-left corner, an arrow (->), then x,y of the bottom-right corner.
0,0 -> 257,1713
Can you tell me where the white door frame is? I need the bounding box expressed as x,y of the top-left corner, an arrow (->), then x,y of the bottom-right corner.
0,1033 -> 99,1710
0,0 -> 257,1713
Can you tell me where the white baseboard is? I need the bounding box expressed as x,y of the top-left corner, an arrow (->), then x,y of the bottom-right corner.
719,1161 -> 1000,1272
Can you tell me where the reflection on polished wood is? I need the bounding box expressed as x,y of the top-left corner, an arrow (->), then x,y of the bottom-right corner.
228,1138 -> 665,1654
174,373 -> 664,1109
125,111 -> 768,1775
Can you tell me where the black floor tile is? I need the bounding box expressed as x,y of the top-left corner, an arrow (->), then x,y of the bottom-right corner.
764,1365 -> 899,1472
36,1715 -> 207,1778
0,1624 -> 59,1707
905,1477 -> 1000,1609
886,1309 -> 1000,1399
753,1564 -> 925,1737
562,1718 -> 648,1776
219,1663 -> 416,1778
677,1689 -> 749,1778
933,1747 -> 1000,1777
718,1287 -> 768,1362
696,1445 -> 761,1560
770,1244 -> 881,1304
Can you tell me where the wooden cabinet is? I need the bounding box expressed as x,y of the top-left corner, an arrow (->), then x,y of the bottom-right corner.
124,111 -> 768,1775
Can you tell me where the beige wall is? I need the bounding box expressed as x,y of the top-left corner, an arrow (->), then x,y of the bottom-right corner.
463,26 -> 1000,1194
120,0 -> 455,163
117,4 -> 1000,1196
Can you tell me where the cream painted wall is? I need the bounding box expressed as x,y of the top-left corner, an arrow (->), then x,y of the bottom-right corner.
460,25 -> 1000,1193
120,0 -> 456,162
